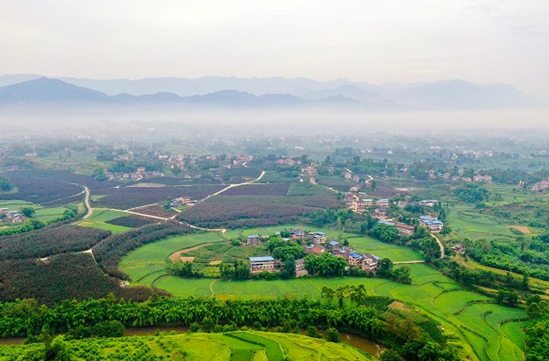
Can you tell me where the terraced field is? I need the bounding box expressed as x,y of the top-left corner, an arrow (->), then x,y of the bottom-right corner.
447,204 -> 517,241
0,331 -> 371,360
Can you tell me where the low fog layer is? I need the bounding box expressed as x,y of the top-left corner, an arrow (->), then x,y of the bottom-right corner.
1,107 -> 548,141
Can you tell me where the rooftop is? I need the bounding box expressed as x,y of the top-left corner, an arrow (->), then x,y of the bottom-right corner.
249,256 -> 274,262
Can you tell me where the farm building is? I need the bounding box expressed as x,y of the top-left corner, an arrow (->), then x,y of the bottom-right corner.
246,235 -> 262,246
419,216 -> 444,233
249,256 -> 279,274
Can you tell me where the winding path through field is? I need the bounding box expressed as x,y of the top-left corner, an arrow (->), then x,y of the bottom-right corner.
431,233 -> 445,258
200,170 -> 266,202
209,279 -> 218,297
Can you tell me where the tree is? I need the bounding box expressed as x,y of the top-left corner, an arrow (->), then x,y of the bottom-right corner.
0,176 -> 14,192
326,327 -> 340,342
281,256 -> 296,279
306,326 -> 321,338
163,197 -> 173,210
93,320 -> 125,337
20,207 -> 36,218
380,350 -> 405,361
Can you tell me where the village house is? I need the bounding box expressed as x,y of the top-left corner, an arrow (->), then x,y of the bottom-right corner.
301,166 -> 318,176
374,208 -> 387,218
308,232 -> 326,244
395,223 -> 415,236
352,175 -> 360,183
290,229 -> 306,241
473,174 -> 493,183
419,200 -> 438,207
246,235 -> 262,246
452,244 -> 466,255
419,216 -> 444,233
295,258 -> 308,277
173,197 -> 192,207
377,219 -> 396,226
276,158 -> 296,166
249,256 -> 279,274
305,245 -> 325,255
376,199 -> 390,208
531,180 -> 549,192
362,253 -> 380,271
348,252 -> 380,272
344,172 -> 352,180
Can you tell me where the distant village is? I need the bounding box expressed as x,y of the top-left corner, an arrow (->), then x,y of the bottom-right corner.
0,207 -> 24,224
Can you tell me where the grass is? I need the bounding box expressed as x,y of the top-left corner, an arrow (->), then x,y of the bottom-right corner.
153,277 -> 214,297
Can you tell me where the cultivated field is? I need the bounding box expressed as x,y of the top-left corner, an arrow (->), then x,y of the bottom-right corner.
118,225 -> 530,361
0,331 -> 371,360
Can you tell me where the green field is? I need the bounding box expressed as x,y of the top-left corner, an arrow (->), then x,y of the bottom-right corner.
0,330 -> 370,360
78,208 -> 132,234
0,200 -> 81,224
447,204 -> 517,241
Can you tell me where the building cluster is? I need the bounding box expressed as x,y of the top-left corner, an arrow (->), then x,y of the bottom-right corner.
0,208 -> 24,223
246,228 -> 381,276
105,167 -> 164,181
531,179 -> 549,192
172,197 -> 194,207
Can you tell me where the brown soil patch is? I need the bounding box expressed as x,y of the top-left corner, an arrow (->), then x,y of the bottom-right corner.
179,256 -> 195,263
168,243 -> 211,262
509,226 -> 531,234
131,204 -> 173,218
389,301 -> 408,310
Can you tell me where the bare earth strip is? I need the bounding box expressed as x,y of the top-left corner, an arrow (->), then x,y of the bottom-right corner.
168,243 -> 213,262
509,226 -> 531,234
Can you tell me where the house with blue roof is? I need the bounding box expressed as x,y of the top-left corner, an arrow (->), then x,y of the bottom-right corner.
249,256 -> 278,274
419,215 -> 444,233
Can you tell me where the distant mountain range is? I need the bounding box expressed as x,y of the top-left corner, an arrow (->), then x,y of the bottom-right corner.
0,75 -> 541,110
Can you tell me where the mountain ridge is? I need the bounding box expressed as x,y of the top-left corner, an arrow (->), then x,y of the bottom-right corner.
0,76 -> 541,110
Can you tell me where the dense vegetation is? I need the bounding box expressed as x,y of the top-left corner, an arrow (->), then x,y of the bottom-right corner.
0,225 -> 111,260
180,194 -> 341,229
105,215 -> 157,228
0,176 -> 13,192
465,233 -> 549,281
0,176 -> 83,204
0,294 -> 462,361
0,253 -> 155,305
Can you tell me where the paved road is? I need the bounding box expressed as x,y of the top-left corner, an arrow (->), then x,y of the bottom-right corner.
201,170 -> 266,202
82,186 -> 93,219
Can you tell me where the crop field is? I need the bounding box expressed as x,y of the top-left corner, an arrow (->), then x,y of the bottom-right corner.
448,204 -> 516,240
93,184 -> 225,209
0,331 -> 371,360
0,176 -> 83,204
78,208 -> 132,234
120,232 -> 226,281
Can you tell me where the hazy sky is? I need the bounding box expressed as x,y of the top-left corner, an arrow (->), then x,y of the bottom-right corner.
1,0 -> 549,97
